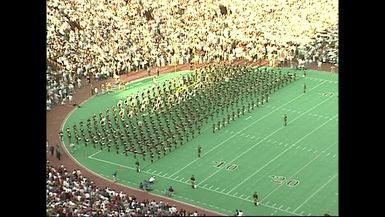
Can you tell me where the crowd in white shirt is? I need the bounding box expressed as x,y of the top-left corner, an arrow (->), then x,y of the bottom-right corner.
46,162 -> 203,216
47,0 -> 338,109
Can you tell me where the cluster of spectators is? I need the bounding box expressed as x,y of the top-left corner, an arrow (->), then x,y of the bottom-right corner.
46,161 -> 204,216
47,0 -> 338,109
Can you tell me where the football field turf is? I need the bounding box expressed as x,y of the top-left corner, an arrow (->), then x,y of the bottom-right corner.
62,67 -> 338,216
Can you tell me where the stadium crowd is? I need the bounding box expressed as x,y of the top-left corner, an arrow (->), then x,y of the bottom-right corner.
46,161 -> 204,216
46,0 -> 338,109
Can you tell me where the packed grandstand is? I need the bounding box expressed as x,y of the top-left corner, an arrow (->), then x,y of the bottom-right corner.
47,0 -> 338,215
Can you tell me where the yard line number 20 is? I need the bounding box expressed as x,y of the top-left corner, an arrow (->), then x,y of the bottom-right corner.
212,161 -> 238,171
270,175 -> 300,187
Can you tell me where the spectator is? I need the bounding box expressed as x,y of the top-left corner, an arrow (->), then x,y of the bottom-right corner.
46,162 -> 205,216
47,0 -> 338,111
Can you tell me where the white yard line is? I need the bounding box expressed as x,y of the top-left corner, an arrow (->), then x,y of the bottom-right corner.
293,173 -> 338,212
226,114 -> 337,194
88,150 -> 102,158
200,96 -> 333,186
168,81 -> 327,177
308,77 -> 338,83
261,142 -> 337,201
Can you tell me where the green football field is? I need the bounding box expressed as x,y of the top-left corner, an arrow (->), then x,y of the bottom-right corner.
62,67 -> 338,216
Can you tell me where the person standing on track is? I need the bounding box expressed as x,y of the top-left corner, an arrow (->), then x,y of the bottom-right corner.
303,83 -> 306,93
59,131 -> 63,141
198,145 -> 202,158
284,114 -> 288,126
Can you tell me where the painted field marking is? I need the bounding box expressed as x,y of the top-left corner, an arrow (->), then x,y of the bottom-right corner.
180,178 -> 184,181
204,97 -> 334,187
293,173 -> 338,212
168,81 -> 327,177
245,116 -> 252,120
88,150 -> 102,158
262,142 -> 336,202
227,114 -> 337,193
